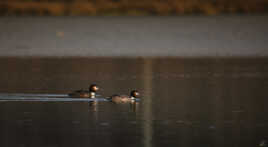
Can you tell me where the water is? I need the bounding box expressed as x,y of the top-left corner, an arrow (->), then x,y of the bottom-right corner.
0,16 -> 268,57
0,57 -> 268,147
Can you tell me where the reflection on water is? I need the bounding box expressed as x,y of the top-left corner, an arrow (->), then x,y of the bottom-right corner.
143,59 -> 153,147
0,57 -> 268,147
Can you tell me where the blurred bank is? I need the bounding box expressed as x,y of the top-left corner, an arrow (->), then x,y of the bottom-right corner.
0,0 -> 268,16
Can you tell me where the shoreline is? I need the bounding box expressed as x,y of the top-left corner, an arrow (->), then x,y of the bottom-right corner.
1,1 -> 268,16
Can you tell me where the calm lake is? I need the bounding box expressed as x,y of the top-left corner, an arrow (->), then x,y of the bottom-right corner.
1,16 -> 268,57
0,57 -> 268,147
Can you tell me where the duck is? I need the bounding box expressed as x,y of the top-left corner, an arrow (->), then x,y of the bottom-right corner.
107,90 -> 140,103
68,84 -> 99,98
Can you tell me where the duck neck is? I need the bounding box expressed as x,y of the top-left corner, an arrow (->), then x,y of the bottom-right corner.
130,96 -> 135,100
89,91 -> 96,98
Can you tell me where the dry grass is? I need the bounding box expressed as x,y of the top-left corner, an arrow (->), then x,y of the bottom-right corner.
69,2 -> 97,15
1,0 -> 268,16
1,2 -> 65,15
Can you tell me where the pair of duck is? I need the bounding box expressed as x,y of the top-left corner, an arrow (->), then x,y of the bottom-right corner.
68,84 -> 140,103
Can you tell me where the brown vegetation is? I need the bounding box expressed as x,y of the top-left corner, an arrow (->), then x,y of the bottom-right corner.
1,0 -> 268,16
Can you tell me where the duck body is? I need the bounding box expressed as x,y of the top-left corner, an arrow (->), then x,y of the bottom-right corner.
68,84 -> 99,98
68,90 -> 95,98
108,90 -> 139,104
108,94 -> 135,103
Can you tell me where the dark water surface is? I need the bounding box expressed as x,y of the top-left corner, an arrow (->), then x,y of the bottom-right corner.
0,57 -> 268,147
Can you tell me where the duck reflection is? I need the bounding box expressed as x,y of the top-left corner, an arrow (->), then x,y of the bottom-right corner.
88,98 -> 140,112
88,101 -> 98,112
129,101 -> 139,112
259,139 -> 267,147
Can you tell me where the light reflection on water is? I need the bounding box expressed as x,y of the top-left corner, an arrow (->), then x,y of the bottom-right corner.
0,57 -> 268,147
142,59 -> 153,147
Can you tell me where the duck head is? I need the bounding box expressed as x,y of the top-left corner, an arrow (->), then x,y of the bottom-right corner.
130,90 -> 139,99
89,84 -> 99,98
89,84 -> 99,92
